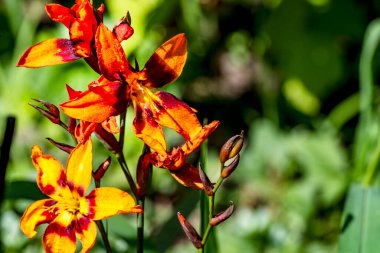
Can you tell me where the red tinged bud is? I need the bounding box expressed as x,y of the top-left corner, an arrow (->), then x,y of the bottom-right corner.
93,157 -> 111,182
136,146 -> 152,198
29,100 -> 61,124
67,117 -> 76,134
113,12 -> 134,42
198,165 -> 213,196
219,131 -> 244,164
46,138 -> 74,154
221,154 -> 240,179
177,212 -> 203,249
209,202 -> 235,226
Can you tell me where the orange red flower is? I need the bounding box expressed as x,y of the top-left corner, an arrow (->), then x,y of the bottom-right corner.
60,23 -> 219,188
20,140 -> 142,253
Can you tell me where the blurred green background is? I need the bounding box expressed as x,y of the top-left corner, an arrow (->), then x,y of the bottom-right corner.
1,0 -> 379,252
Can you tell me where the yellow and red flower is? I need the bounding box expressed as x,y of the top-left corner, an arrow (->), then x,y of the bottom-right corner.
60,23 -> 219,188
20,140 -> 142,253
17,0 -> 104,71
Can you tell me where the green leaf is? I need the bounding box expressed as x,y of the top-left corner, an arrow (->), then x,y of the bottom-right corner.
339,184 -> 380,253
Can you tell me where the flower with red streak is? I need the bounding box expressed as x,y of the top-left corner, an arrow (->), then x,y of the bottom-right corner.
17,0 -> 104,71
20,139 -> 142,253
60,23 -> 219,188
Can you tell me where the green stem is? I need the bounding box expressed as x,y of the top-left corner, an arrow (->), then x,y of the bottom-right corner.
116,153 -> 137,198
137,198 -> 145,253
213,177 -> 224,194
362,136 -> 380,186
201,224 -> 213,248
95,220 -> 112,253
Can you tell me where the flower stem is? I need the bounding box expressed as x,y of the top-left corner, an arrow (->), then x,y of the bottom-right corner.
116,152 -> 137,198
95,220 -> 113,253
137,198 -> 145,253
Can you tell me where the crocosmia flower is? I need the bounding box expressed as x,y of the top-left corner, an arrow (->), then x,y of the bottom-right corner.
20,140 -> 142,253
17,0 -> 103,71
60,23 -> 219,188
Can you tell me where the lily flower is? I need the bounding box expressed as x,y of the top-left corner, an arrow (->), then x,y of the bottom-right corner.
60,23 -> 219,188
20,140 -> 142,253
17,0 -> 104,71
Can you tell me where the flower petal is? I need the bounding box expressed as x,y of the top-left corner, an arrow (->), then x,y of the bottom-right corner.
66,139 -> 92,197
31,145 -> 69,198
151,91 -> 202,140
45,4 -> 74,28
96,23 -> 132,81
86,187 -> 142,220
170,163 -> 203,189
43,212 -> 76,253
181,120 -> 220,155
60,77 -> 127,123
20,199 -> 57,238
142,33 -> 187,88
75,215 -> 97,253
132,91 -> 167,155
17,38 -> 81,67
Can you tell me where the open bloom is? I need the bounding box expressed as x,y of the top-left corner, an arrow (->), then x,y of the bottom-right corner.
60,23 -> 219,188
17,0 -> 103,71
20,140 -> 142,253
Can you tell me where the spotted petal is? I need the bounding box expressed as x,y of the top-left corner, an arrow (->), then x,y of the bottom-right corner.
142,33 -> 188,88
66,139 -> 92,197
20,199 -> 57,238
75,215 -> 97,253
31,145 -> 69,198
150,91 -> 202,140
86,187 -> 142,220
17,38 -> 80,68
43,212 -> 77,253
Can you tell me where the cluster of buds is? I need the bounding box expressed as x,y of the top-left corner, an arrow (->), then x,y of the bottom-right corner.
177,131 -> 244,249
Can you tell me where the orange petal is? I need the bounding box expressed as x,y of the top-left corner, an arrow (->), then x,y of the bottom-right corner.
75,215 -> 97,253
20,199 -> 57,238
181,120 -> 220,155
43,212 -> 76,253
74,121 -> 97,143
31,145 -> 70,198
96,23 -> 132,81
142,33 -> 187,88
60,78 -> 127,123
45,4 -> 74,28
132,93 -> 167,155
17,38 -> 80,67
101,116 -> 120,134
86,187 -> 142,220
150,91 -> 202,140
69,20 -> 93,57
170,164 -> 203,189
66,139 -> 92,197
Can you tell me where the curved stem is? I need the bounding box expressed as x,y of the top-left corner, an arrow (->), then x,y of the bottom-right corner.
116,153 -> 137,197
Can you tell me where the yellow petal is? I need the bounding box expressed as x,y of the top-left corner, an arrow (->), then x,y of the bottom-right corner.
75,215 -> 97,253
20,199 -> 57,238
43,212 -> 77,253
31,145 -> 70,198
66,139 -> 92,197
86,187 -> 142,220
17,38 -> 80,68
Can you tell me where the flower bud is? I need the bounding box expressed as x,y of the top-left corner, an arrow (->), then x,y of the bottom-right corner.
219,131 -> 244,164
221,154 -> 240,179
209,202 -> 234,226
113,12 -> 134,42
93,157 -> 111,182
177,212 -> 203,249
46,138 -> 74,154
136,147 -> 152,198
198,165 -> 213,196
30,99 -> 61,124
